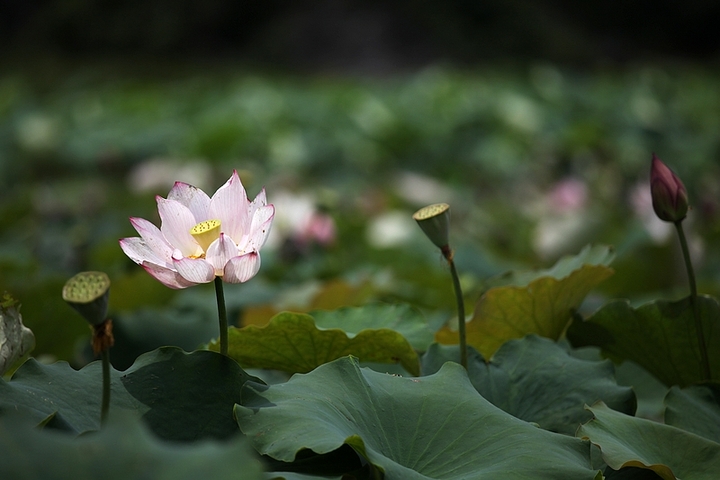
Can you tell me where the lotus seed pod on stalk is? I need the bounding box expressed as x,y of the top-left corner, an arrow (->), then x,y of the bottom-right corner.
650,153 -> 688,223
412,202 -> 467,368
62,271 -> 111,326
413,203 -> 451,250
63,271 -> 114,425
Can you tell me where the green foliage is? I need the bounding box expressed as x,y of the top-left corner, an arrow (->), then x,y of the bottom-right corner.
579,402 -> 720,480
664,383 -> 720,443
567,296 -> 720,387
236,356 -> 602,479
0,347 -> 255,440
0,411 -> 263,480
6,277 -> 90,362
422,336 -> 636,434
265,474 -> 343,480
437,245 -> 615,357
4,61 -> 720,478
209,311 -> 420,376
311,303 -> 435,351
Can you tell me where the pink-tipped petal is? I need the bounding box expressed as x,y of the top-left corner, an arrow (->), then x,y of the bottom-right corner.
129,217 -> 174,262
209,170 -> 249,241
247,204 -> 275,250
167,181 -> 211,223
120,237 -> 168,266
248,188 -> 267,217
224,252 -> 261,283
172,257 -> 216,284
141,261 -> 198,289
205,233 -> 240,276
157,196 -> 203,257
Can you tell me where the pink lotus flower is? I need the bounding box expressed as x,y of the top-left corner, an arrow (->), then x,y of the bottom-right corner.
120,170 -> 274,289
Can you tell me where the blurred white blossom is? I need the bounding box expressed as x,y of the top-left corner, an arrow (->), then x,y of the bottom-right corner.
629,182 -> 672,243
366,211 -> 415,249
396,171 -> 454,207
497,93 -> 542,133
128,158 -> 213,194
265,191 -> 336,252
16,113 -> 61,152
532,177 -> 592,259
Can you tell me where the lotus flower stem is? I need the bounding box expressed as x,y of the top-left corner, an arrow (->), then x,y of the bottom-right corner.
214,276 -> 229,356
443,247 -> 467,369
90,319 -> 114,428
101,349 -> 110,425
674,221 -> 711,380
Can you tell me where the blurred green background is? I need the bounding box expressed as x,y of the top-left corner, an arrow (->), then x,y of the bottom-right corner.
2,1 -> 720,368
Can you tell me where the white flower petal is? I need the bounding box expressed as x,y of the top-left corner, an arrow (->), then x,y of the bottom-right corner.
205,233 -> 240,276
209,170 -> 249,241
129,217 -> 174,262
119,237 -> 168,266
141,261 -> 198,289
157,196 -> 202,257
167,181 -> 211,223
246,204 -> 275,251
248,187 -> 267,217
224,252 -> 261,283
172,257 -> 216,284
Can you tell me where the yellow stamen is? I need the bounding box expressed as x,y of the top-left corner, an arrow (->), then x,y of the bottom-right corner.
190,219 -> 222,252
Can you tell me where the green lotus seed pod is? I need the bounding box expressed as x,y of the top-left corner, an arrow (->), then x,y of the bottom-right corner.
62,271 -> 111,326
413,203 -> 451,249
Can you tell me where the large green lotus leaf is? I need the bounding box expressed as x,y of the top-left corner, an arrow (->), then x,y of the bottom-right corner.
0,347 -> 254,440
209,312 -> 420,376
311,303 -> 434,351
438,245 -> 615,358
567,296 -> 720,387
0,358 -> 144,433
421,335 -> 636,434
486,244 -> 616,288
0,410 -> 263,480
664,383 -> 720,443
578,402 -> 720,480
236,356 -> 601,480
119,347 -> 256,441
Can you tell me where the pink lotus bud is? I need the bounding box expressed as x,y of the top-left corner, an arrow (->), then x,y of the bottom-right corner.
650,153 -> 688,223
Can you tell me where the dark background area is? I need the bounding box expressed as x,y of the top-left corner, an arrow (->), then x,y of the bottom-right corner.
2,0 -> 720,71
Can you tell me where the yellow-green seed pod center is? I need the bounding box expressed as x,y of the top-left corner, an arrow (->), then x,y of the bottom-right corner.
190,219 -> 222,252
62,271 -> 111,304
412,203 -> 449,221
412,203 -> 450,249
